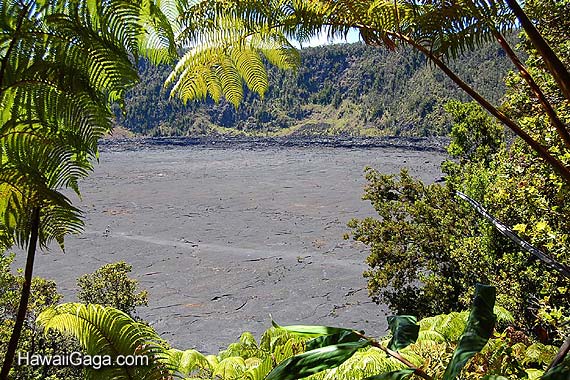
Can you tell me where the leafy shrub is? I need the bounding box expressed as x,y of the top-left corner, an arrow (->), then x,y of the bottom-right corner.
345,0 -> 570,344
0,253 -> 83,380
77,261 -> 148,318
347,124 -> 569,342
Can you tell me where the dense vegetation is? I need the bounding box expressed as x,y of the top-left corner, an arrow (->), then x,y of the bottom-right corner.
0,259 -> 153,379
119,42 -> 512,137
347,0 -> 570,347
33,283 -> 561,380
0,0 -> 177,377
2,0 -> 570,378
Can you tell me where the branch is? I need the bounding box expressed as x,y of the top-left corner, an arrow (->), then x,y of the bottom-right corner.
454,190 -> 570,279
387,31 -> 570,184
492,30 -> 570,148
504,0 -> 570,102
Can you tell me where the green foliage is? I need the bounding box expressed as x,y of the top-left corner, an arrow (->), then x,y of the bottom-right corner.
347,12 -> 570,335
120,41 -> 511,137
347,167 -> 475,317
37,303 -> 167,380
348,139 -> 569,340
443,285 -> 496,380
268,284 -> 498,380
387,316 -> 419,351
444,100 -> 505,163
161,0 -> 519,108
163,0 -> 570,183
0,253 -> 82,380
364,369 -> 415,380
77,261 -> 148,318
265,341 -> 370,380
0,2 -> 176,372
165,0 -> 300,107
35,296 -> 561,380
541,358 -> 570,380
0,0 -> 177,251
306,330 -> 364,351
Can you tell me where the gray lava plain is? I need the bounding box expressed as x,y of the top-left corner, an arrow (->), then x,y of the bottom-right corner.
22,139 -> 446,353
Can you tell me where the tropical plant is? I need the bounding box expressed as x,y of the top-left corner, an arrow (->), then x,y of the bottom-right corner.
77,261 -> 149,318
263,283 -> 497,380
36,284 -> 567,379
0,252 -> 83,380
0,0 -> 177,377
169,0 -> 570,183
347,108 -> 570,341
37,303 -> 167,380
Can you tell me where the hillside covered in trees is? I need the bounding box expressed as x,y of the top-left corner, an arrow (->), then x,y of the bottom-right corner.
118,42 -> 514,137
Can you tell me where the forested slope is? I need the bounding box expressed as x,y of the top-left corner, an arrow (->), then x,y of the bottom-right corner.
118,41 -> 513,137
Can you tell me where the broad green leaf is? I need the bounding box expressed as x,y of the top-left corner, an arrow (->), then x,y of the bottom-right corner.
306,330 -> 364,351
265,341 -> 370,380
271,320 -> 356,337
442,284 -> 497,380
387,316 -> 419,351
364,368 -> 415,380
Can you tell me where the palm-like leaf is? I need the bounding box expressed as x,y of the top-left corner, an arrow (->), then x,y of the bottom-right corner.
0,1 -> 177,376
0,0 -> 177,250
159,348 -> 212,378
166,0 -> 300,107
167,0 -> 518,106
37,303 -> 168,380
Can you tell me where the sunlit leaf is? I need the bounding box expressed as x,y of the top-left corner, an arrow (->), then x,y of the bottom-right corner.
271,320 -> 356,337
265,341 -> 370,380
306,329 -> 364,351
364,368 -> 415,380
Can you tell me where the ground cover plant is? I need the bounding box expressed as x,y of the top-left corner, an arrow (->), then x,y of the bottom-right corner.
35,284 -> 566,379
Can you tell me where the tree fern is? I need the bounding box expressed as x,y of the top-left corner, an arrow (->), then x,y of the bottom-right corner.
0,0 -> 176,249
166,0 -> 300,107
173,0 -> 570,182
0,1 -> 177,376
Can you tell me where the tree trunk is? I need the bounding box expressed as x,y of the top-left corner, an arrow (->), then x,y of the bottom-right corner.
389,32 -> 570,184
0,207 -> 40,380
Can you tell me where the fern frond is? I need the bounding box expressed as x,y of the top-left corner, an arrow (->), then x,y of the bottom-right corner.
37,303 -> 169,380
243,356 -> 273,380
159,348 -> 212,378
213,356 -> 247,379
0,0 -> 176,250
166,0 -> 300,105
